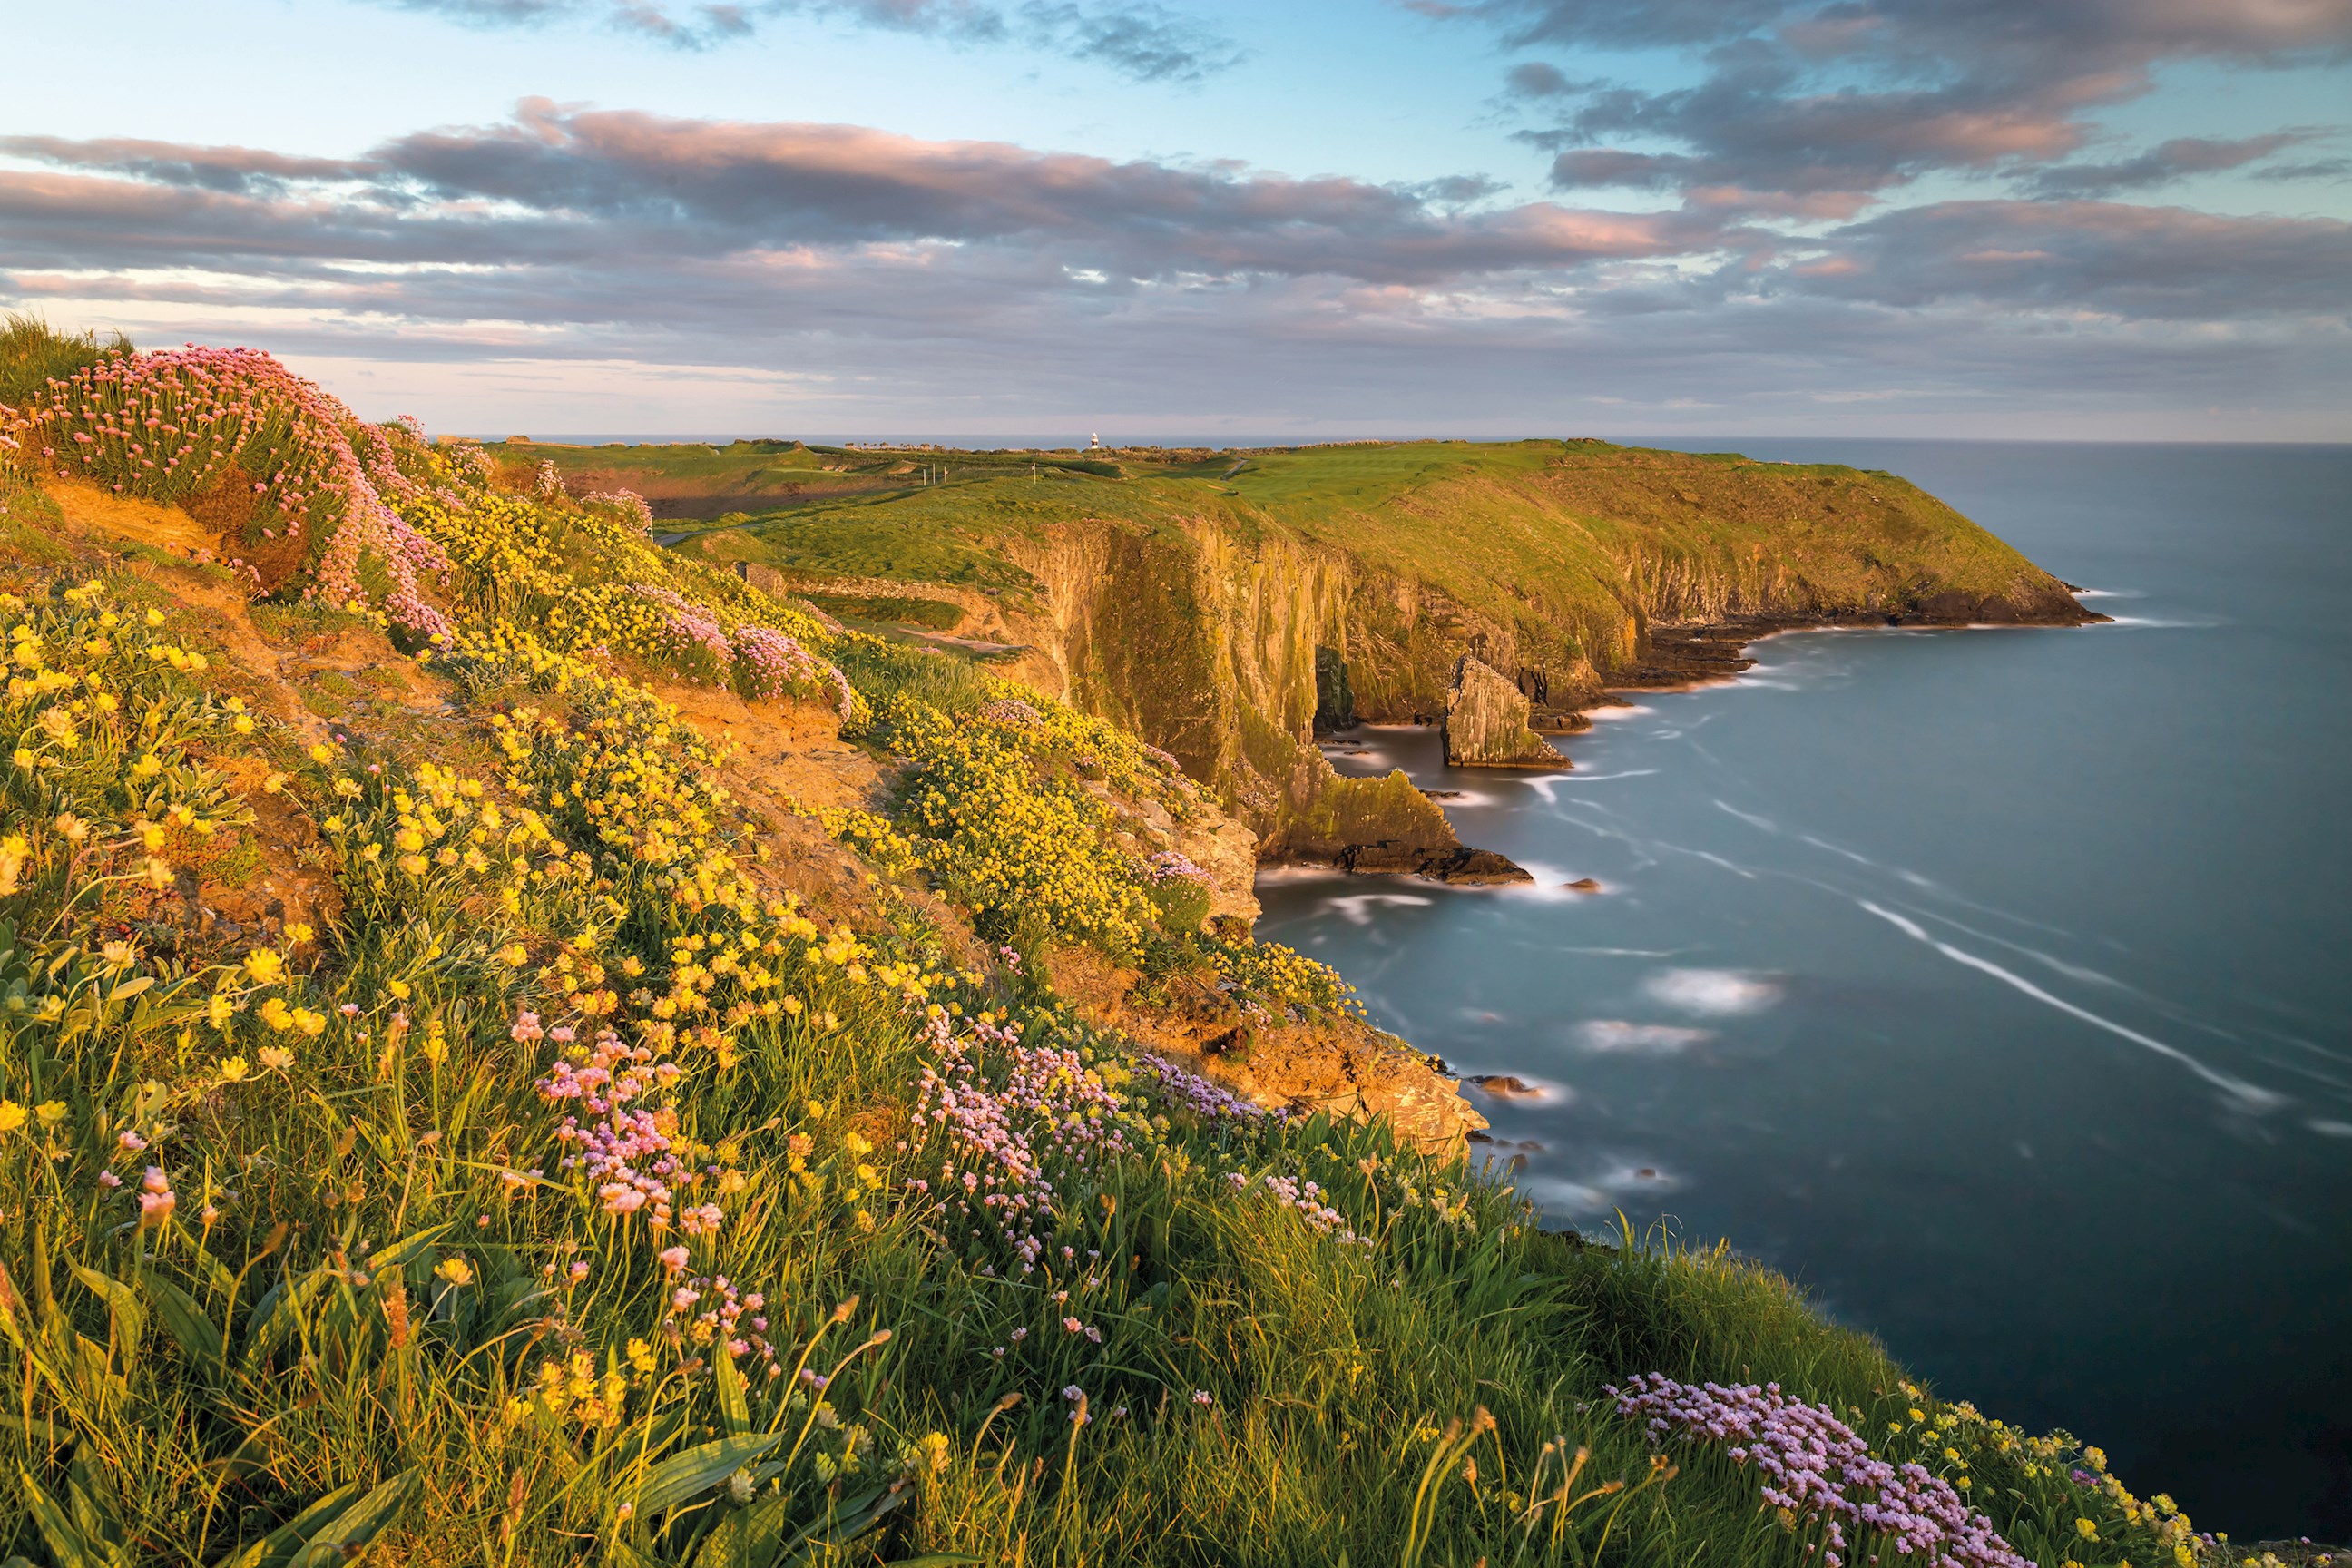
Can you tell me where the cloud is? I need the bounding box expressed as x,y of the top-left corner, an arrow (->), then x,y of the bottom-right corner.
377,0 -> 1243,79
95,101 -> 1701,282
2020,133 -> 2325,198
0,102 -> 2344,436
0,135 -> 366,196
1020,2 -> 1245,83
1794,199 -> 2352,318
1448,0 -> 2352,211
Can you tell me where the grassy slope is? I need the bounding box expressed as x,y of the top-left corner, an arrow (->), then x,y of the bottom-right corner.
0,328 -> 2224,1568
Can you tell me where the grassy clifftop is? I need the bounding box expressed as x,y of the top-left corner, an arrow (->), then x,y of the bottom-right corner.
0,321 -> 2213,1567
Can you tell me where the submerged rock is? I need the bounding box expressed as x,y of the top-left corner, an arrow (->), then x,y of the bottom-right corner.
1444,655 -> 1569,769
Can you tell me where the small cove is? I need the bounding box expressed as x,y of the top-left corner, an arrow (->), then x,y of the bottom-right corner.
1256,440 -> 2352,1541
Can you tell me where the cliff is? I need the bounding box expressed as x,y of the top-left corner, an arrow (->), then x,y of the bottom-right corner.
683,438 -> 2097,875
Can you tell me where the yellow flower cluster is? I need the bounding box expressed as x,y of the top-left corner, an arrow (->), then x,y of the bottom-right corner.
817,806 -> 926,877
401,491 -> 842,707
435,620 -> 948,1065
1204,933 -> 1366,1021
887,696 -> 1158,958
0,582 -> 258,934
1883,1382 -> 2201,1567
518,1348 -> 631,1431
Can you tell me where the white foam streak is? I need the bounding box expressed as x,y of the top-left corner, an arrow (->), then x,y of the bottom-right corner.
1857,901 -> 2288,1114
1325,893 -> 1434,926
1714,800 -> 1779,832
1643,968 -> 1781,1015
1580,1020 -> 1714,1054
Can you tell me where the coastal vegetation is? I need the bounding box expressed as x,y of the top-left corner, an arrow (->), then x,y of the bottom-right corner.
0,318 -> 2290,1565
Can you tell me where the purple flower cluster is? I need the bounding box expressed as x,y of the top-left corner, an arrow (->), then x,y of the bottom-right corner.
1610,1374 -> 2031,1568
906,1011 -> 1138,1274
1142,848 -> 1210,884
1132,1052 -> 1269,1122
532,1017 -> 717,1235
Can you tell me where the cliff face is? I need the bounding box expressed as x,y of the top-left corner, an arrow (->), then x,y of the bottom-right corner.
697,439 -> 2098,874
995,520 -> 1468,869
1444,655 -> 1569,769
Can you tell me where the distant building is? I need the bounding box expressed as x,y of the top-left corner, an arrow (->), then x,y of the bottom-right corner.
1088,432 -> 1102,450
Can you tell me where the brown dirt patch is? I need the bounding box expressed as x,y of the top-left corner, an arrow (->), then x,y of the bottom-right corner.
43,478 -> 216,555
194,754 -> 346,940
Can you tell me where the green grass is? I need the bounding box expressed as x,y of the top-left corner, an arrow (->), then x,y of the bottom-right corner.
0,313 -> 133,410
0,329 -> 2219,1567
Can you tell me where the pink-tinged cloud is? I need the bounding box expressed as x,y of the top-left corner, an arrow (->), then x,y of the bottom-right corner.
1800,200 -> 2352,318
361,101 -> 1715,281
1,101 -> 2345,436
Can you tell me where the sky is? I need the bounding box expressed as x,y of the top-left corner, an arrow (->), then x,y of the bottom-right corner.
2,0 -> 2347,440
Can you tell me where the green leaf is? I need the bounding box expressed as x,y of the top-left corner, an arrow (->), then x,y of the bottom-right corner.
366,1222 -> 454,1274
288,1468 -> 417,1568
713,1340 -> 750,1435
69,1266 -> 143,1367
15,1469 -> 128,1567
220,1480 -> 366,1568
142,1272 -> 221,1372
632,1434 -> 782,1516
103,975 -> 153,1003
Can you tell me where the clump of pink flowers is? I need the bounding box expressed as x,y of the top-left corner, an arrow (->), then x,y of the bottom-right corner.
977,698 -> 1042,727
5,346 -> 454,637
532,1018 -> 713,1236
1224,1170 -> 1373,1245
1610,1375 -> 2031,1568
584,488 -> 654,533
635,584 -> 733,671
664,1271 -> 780,1375
1132,1052 -> 1269,1122
1142,849 -> 1210,885
734,622 -> 856,720
906,1010 -> 1139,1275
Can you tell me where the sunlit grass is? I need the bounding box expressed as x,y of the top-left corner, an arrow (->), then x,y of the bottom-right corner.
0,321 -> 2236,1567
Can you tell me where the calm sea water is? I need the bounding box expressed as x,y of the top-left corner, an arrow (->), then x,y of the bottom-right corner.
1257,441 -> 2352,1541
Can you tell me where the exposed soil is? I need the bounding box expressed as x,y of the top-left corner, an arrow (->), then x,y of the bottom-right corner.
1043,945 -> 1486,1154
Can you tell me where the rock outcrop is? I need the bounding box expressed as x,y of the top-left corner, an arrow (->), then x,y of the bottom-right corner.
1443,655 -> 1569,769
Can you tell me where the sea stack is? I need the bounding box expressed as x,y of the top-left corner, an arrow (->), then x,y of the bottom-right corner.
1443,655 -> 1569,768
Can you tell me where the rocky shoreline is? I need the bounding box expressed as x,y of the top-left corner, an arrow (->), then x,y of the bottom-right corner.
1298,587 -> 2109,887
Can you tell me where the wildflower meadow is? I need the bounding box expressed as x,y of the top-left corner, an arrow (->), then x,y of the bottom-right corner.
0,317 -> 2282,1566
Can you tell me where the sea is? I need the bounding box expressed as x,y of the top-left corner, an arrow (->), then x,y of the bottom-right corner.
1254,441 -> 2352,1542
